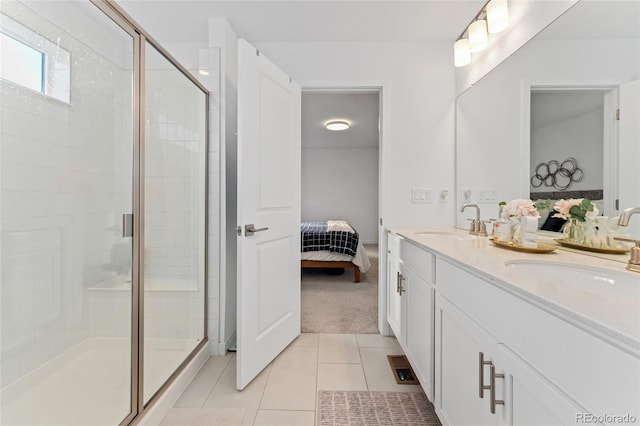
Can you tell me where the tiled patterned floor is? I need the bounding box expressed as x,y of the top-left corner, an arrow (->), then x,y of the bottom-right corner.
160,333 -> 424,426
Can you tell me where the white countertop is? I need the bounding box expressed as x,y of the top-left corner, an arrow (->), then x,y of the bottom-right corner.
387,227 -> 640,351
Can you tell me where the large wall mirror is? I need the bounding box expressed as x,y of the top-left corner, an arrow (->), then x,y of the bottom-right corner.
455,0 -> 640,247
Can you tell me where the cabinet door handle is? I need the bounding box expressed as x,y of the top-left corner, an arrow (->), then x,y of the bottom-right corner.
490,364 -> 505,414
396,271 -> 401,293
478,352 -> 492,398
398,273 -> 406,295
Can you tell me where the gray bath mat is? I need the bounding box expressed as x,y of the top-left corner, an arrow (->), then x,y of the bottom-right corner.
317,390 -> 441,426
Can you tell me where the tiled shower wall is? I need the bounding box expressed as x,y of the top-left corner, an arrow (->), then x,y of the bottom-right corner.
142,56 -> 207,341
0,2 -> 133,386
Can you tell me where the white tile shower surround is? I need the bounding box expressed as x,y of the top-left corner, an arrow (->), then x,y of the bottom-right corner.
160,333 -> 425,426
0,337 -> 199,426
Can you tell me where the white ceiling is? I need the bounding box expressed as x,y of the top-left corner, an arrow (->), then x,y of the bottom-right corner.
117,0 -> 486,44
538,0 -> 640,40
531,91 -> 605,131
302,92 -> 379,149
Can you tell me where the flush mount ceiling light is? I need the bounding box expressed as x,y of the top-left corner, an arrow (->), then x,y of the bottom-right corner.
325,120 -> 350,131
453,0 -> 510,67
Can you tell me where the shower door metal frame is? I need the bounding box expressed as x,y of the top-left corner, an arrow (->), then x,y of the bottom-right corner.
89,1 -> 210,425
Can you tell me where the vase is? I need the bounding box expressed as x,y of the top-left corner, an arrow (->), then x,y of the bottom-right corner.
564,218 -> 586,244
510,218 -> 520,244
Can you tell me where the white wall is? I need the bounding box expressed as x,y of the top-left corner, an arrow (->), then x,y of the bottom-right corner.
302,148 -> 379,243
209,18 -> 238,354
254,41 -> 456,230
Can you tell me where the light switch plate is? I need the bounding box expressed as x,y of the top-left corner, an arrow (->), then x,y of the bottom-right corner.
411,188 -> 433,203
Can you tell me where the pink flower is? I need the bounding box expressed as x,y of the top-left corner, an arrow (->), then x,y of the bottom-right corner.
552,198 -> 599,221
501,199 -> 540,219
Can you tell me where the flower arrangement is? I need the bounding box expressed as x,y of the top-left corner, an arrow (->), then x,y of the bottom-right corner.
500,199 -> 540,219
552,198 -> 598,222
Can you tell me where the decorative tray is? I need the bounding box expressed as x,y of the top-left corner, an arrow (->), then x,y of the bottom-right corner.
491,238 -> 557,253
554,239 -> 630,255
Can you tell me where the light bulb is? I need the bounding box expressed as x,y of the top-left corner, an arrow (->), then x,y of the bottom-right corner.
468,19 -> 488,53
454,39 -> 471,67
487,0 -> 509,34
325,120 -> 350,131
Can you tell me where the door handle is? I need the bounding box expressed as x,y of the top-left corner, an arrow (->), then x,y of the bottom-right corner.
122,213 -> 133,238
398,273 -> 406,295
244,224 -> 269,236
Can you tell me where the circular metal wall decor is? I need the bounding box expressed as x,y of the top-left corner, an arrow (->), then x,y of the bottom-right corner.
531,157 -> 584,190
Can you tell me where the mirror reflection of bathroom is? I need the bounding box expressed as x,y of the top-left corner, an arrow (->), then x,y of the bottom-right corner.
530,88 -> 631,241
530,89 -> 605,216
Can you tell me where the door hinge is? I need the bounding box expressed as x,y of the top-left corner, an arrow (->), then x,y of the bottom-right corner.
616,109 -> 620,120
236,226 -> 242,236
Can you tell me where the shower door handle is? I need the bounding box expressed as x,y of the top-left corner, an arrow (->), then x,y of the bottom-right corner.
122,213 -> 133,238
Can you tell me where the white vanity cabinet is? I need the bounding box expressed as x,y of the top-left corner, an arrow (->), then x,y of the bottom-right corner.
436,293 -> 584,426
434,258 -> 640,426
387,231 -> 435,399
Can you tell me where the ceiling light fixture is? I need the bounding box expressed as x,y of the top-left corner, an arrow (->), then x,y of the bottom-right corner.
454,39 -> 471,67
468,19 -> 488,53
325,120 -> 350,131
453,0 -> 510,67
487,0 -> 509,34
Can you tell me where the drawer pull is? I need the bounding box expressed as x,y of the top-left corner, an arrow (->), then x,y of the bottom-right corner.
478,352 -> 492,398
398,273 -> 406,295
490,364 -> 505,414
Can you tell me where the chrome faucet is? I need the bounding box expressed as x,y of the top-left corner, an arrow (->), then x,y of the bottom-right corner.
615,207 -> 640,273
460,203 -> 487,236
617,207 -> 640,226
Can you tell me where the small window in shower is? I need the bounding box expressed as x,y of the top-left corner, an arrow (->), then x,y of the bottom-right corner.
0,14 -> 71,103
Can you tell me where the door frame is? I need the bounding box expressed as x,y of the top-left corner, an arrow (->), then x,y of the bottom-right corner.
301,84 -> 390,336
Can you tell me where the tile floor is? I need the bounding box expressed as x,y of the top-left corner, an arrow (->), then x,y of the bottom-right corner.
160,333 -> 425,426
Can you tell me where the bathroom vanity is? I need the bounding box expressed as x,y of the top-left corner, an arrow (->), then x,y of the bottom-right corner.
386,228 -> 639,426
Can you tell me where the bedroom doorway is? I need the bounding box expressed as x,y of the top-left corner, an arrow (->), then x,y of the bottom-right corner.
300,90 -> 381,334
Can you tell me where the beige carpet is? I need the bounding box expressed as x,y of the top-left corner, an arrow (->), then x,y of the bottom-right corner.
317,391 -> 441,426
301,244 -> 378,334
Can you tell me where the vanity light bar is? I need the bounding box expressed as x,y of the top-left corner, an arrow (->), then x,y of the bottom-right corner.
454,0 -> 509,67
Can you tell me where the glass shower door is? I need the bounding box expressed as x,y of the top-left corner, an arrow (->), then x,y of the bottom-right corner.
142,41 -> 207,404
0,1 -> 136,424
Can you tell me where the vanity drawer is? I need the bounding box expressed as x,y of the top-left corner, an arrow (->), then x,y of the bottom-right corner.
387,231 -> 434,283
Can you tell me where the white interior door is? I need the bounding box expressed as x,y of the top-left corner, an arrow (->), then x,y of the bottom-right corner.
619,80 -> 640,236
236,39 -> 301,390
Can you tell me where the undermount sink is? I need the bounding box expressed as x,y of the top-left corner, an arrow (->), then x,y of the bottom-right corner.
504,259 -> 639,292
412,231 -> 475,240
